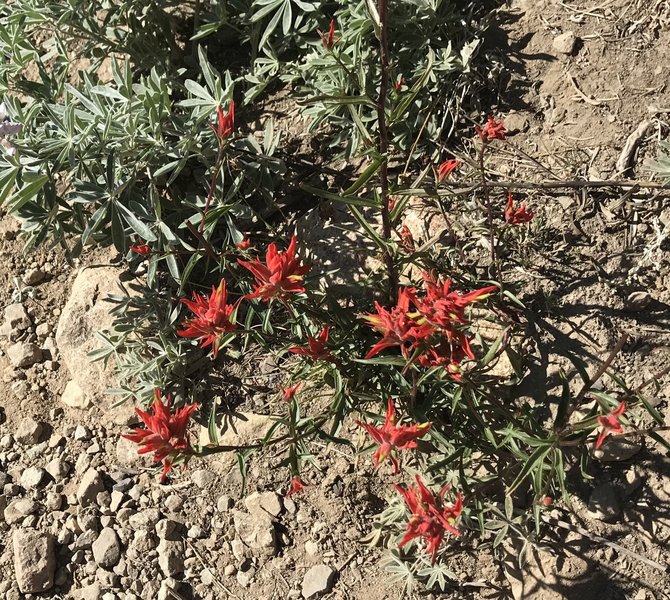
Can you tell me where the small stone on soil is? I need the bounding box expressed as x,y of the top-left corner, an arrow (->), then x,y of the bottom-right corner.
301,564 -> 337,598
553,31 -> 578,55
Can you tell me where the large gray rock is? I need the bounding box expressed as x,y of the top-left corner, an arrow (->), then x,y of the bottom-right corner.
92,528 -> 121,568
77,468 -> 104,507
55,265 -> 133,410
301,564 -> 337,598
232,510 -> 277,556
1,304 -> 31,337
13,529 -> 56,593
157,539 -> 184,576
6,341 -> 42,368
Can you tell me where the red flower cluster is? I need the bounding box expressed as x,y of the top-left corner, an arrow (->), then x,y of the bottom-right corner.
395,475 -> 463,563
286,475 -> 306,497
211,101 -> 234,142
129,243 -> 152,256
238,235 -> 311,302
289,325 -> 334,362
434,159 -> 461,183
319,19 -> 339,49
595,400 -> 626,449
475,116 -> 506,142
505,193 -> 533,224
282,382 -> 302,402
362,273 -> 497,380
357,398 -> 431,474
400,225 -> 415,253
178,280 -> 237,357
122,389 -> 198,481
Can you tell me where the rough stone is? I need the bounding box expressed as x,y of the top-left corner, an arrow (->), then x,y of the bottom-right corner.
553,31 -> 578,55
216,495 -> 233,512
14,417 -> 43,445
45,458 -> 70,481
128,508 -> 161,530
191,469 -> 215,489
245,491 -> 283,517
20,467 -> 46,489
233,510 -> 277,556
3,304 -> 31,333
74,425 -> 91,441
4,499 -> 39,525
61,380 -> 91,409
301,564 -> 336,598
77,468 -> 105,507
157,539 -> 184,576
13,529 -> 56,593
7,341 -> 43,368
92,528 -> 121,568
625,291 -> 652,311
23,268 -> 46,285
587,483 -> 621,521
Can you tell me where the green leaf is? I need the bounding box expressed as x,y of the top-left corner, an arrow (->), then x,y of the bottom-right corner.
508,446 -> 549,494
8,173 -> 49,211
115,202 -> 157,242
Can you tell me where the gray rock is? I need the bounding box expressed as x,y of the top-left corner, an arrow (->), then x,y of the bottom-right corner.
593,438 -> 641,462
4,499 -> 39,525
236,565 -> 256,588
45,492 -> 63,511
92,528 -> 121,568
625,291 -> 652,311
45,458 -> 70,481
15,418 -> 43,445
61,380 -> 91,409
127,530 -> 158,559
216,495 -> 233,512
587,483 -> 621,521
553,31 -> 578,55
128,508 -> 161,530
74,425 -> 91,441
71,583 -> 101,600
157,539 -> 184,576
164,494 -> 183,513
156,518 -> 179,540
3,304 -> 31,332
23,268 -> 46,286
233,510 -> 277,556
191,469 -> 215,489
244,491 -> 283,517
77,468 -> 104,507
301,564 -> 337,599
13,529 -> 56,593
109,490 -> 125,512
7,341 -> 43,368
223,564 -> 236,577
20,467 -> 46,489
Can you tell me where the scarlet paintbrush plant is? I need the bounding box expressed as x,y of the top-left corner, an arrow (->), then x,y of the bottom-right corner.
319,19 -> 338,49
238,235 -> 311,302
394,476 -> 463,564
505,193 -> 534,224
475,116 -> 506,142
288,326 -> 335,362
178,280 -> 237,357
211,100 -> 235,143
357,399 -> 431,474
434,159 -> 461,183
122,390 -> 198,481
595,400 -> 626,449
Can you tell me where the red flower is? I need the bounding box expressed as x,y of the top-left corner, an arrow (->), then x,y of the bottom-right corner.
357,399 -> 431,474
394,475 -> 463,563
394,75 -> 405,92
319,19 -> 338,49
595,400 -> 626,449
286,475 -> 306,497
122,389 -> 198,482
282,382 -> 302,402
361,288 -> 430,359
475,116 -> 506,142
434,159 -> 461,183
413,272 -> 497,331
236,238 -> 251,250
400,225 -> 415,253
289,326 -> 335,362
130,244 -> 152,256
210,101 -> 234,142
505,193 -> 533,224
237,235 -> 311,302
178,280 -> 237,357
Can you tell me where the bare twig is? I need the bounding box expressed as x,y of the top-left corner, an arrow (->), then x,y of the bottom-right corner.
615,119 -> 654,177
575,333 -> 629,403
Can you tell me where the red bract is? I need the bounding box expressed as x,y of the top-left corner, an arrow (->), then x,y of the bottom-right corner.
475,116 -> 506,142
319,19 -> 338,49
362,288 -> 429,359
595,400 -> 626,449
289,326 -> 334,362
394,475 -> 463,564
129,243 -> 152,256
236,238 -> 251,250
211,101 -> 234,142
394,75 -> 405,92
238,235 -> 311,302
357,398 -> 431,474
505,193 -> 533,224
414,272 -> 497,330
400,225 -> 415,253
434,159 -> 461,183
178,280 -> 237,357
122,389 -> 198,482
286,475 -> 306,497
282,382 -> 302,402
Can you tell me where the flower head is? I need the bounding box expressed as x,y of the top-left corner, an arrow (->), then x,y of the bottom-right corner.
505,193 -> 533,224
129,243 -> 152,256
434,159 -> 461,183
238,235 -> 311,302
394,475 -> 463,563
236,238 -> 251,250
357,398 -> 431,474
400,225 -> 415,253
319,19 -> 339,49
282,382 -> 302,402
289,326 -> 335,362
286,475 -> 306,497
475,116 -> 506,142
178,280 -> 237,357
122,389 -> 198,481
211,100 -> 234,142
595,400 -> 626,449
